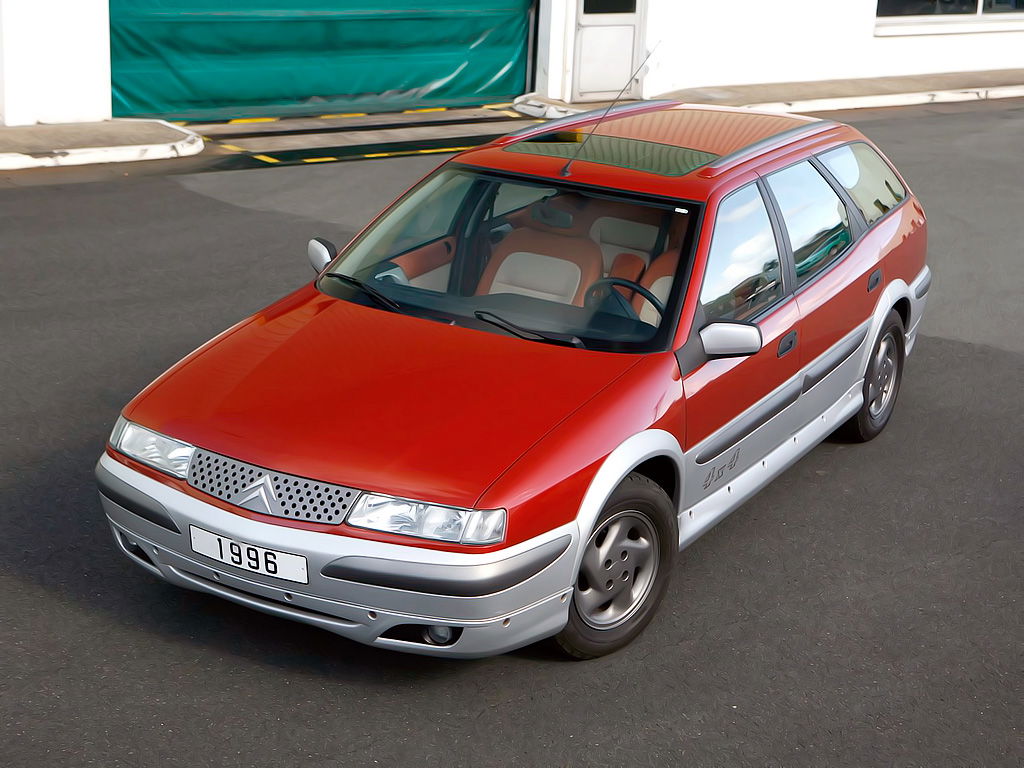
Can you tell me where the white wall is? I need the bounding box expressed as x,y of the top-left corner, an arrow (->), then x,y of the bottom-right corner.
0,0 -> 111,126
640,0 -> 1024,97
535,0 -> 577,101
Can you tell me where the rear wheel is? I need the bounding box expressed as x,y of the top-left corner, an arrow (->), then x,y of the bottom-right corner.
556,473 -> 676,659
836,309 -> 905,442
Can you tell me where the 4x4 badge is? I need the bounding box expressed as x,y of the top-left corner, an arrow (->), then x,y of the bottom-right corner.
232,475 -> 278,515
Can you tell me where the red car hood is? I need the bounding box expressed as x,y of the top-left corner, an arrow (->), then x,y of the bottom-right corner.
126,286 -> 639,508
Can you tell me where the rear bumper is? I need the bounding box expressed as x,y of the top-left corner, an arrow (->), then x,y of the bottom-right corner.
97,453 -> 577,658
906,264 -> 931,356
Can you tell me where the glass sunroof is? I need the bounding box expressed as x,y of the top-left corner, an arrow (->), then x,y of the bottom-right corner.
504,132 -> 720,177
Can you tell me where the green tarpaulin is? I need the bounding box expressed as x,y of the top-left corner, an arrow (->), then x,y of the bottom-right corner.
110,1 -> 532,120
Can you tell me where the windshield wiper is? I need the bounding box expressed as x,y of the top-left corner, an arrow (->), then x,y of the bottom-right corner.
473,310 -> 585,349
323,272 -> 401,312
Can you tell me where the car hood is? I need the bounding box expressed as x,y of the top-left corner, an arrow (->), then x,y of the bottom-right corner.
126,286 -> 640,508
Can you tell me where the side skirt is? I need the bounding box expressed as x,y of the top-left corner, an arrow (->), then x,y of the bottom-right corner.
677,381 -> 863,550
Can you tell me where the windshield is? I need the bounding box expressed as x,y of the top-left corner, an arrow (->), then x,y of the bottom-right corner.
318,166 -> 699,352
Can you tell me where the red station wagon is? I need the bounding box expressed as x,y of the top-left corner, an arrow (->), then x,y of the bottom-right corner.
97,102 -> 931,658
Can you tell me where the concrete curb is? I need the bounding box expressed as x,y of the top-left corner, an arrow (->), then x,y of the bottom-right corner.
0,119 -> 204,171
742,84 -> 1024,114
513,83 -> 1024,119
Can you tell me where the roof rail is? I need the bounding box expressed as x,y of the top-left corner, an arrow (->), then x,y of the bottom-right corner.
698,120 -> 840,178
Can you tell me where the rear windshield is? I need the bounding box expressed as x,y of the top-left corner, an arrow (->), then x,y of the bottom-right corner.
319,167 -> 699,352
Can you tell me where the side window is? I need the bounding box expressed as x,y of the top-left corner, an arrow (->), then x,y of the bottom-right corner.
384,172 -> 476,254
700,183 -> 783,323
818,142 -> 906,226
766,161 -> 853,285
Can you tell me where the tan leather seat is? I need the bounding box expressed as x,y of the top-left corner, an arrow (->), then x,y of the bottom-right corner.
629,212 -> 693,323
583,200 -> 662,273
633,249 -> 679,325
476,196 -> 604,306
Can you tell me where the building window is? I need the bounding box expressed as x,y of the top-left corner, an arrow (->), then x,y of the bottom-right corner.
878,0 -> 1024,14
878,1 -> 973,15
983,0 -> 1024,11
583,0 -> 637,14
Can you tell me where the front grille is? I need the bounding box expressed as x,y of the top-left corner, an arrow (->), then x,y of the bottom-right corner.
187,449 -> 361,525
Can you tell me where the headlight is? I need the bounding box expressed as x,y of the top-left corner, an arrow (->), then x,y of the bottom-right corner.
110,416 -> 195,479
346,493 -> 506,545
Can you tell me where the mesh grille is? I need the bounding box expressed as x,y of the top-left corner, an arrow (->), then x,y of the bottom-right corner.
187,450 -> 360,525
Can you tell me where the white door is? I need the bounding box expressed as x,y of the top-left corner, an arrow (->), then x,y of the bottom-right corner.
572,0 -> 645,102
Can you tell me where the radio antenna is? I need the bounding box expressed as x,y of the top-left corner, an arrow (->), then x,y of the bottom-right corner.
560,41 -> 660,178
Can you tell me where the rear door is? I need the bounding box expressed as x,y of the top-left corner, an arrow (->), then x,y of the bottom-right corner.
761,156 -> 874,423
681,181 -> 803,506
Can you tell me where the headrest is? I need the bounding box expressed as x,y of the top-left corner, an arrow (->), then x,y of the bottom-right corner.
527,194 -> 588,234
590,217 -> 659,252
531,201 -> 573,229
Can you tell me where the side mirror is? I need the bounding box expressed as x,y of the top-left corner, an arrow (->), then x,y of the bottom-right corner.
307,237 -> 336,272
699,322 -> 762,358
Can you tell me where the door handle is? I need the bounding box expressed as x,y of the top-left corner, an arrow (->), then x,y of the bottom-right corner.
777,329 -> 797,358
867,268 -> 882,292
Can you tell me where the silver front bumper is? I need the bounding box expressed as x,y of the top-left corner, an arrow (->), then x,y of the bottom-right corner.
96,453 -> 577,658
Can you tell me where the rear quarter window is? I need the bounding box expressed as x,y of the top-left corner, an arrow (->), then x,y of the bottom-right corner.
818,142 -> 906,226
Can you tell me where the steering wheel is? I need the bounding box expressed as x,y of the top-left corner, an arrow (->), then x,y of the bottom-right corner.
585,277 -> 665,320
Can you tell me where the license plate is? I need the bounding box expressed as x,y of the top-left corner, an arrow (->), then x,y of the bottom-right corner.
189,525 -> 308,584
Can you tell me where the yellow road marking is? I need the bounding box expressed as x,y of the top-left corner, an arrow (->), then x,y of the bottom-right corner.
501,110 -> 522,118
319,112 -> 367,119
402,107 -> 447,114
219,143 -> 246,152
362,146 -> 475,160
228,117 -> 278,124
483,102 -> 512,109
253,154 -> 280,164
414,146 -> 475,154
301,156 -> 337,163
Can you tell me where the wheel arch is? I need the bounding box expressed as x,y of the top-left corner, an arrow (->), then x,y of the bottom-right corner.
633,455 -> 680,509
859,277 -> 912,375
571,429 -> 685,574
893,296 -> 911,331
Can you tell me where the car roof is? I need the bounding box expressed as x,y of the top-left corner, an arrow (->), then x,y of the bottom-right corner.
454,102 -> 851,202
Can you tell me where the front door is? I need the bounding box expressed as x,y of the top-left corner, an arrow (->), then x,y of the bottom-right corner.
681,181 -> 804,510
572,0 -> 645,102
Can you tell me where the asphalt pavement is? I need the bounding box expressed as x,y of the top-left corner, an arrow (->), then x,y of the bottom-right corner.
1,99 -> 1021,767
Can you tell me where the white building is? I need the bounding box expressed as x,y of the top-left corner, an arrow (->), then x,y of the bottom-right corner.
537,0 -> 1024,103
1,0 -> 1022,127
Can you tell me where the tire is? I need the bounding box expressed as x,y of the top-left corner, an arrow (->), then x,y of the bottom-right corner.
555,473 -> 677,659
835,309 -> 905,443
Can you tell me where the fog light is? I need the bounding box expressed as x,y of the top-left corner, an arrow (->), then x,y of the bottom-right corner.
423,625 -> 454,645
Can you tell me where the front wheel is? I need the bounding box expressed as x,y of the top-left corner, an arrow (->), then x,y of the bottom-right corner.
556,473 -> 677,659
835,309 -> 905,442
